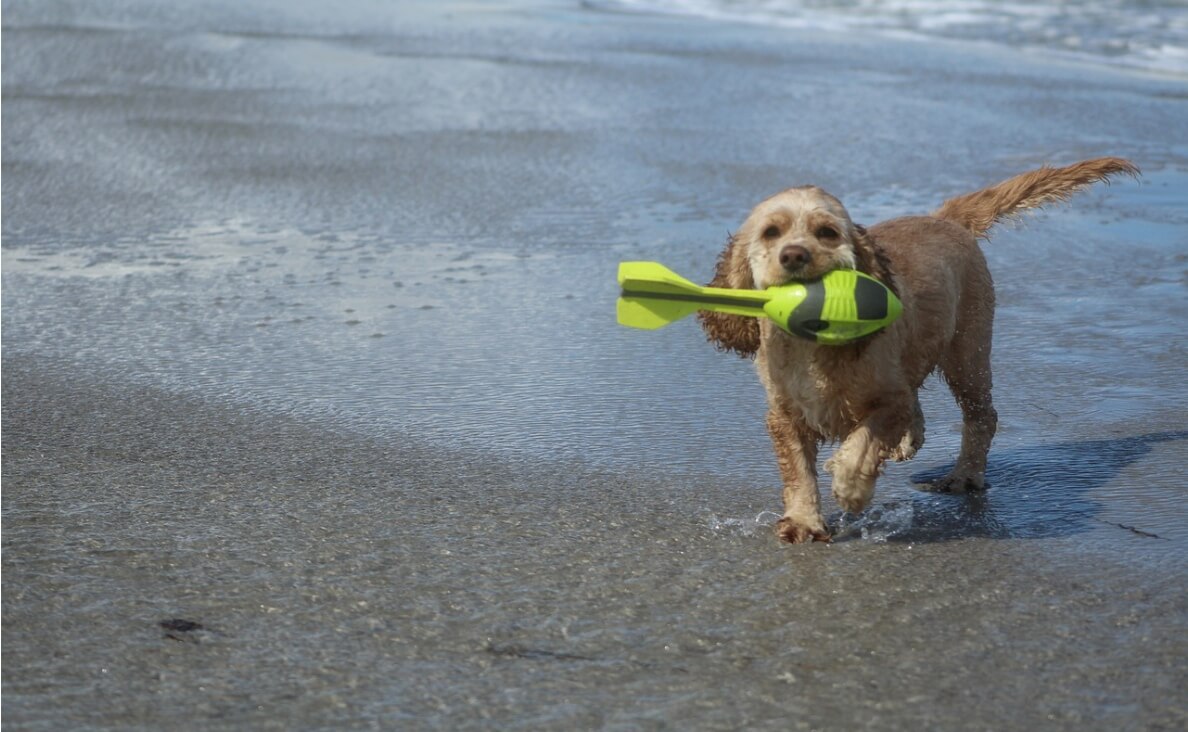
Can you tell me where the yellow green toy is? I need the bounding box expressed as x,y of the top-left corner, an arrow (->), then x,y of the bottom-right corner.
616,261 -> 902,345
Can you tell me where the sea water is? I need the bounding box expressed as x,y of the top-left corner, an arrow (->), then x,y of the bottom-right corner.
592,0 -> 1188,74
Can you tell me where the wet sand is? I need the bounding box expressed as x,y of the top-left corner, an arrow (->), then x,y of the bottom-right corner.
4,0 -> 1187,728
5,357 -> 1186,730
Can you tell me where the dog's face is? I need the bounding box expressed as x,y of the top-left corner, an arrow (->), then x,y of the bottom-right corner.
700,185 -> 877,357
738,186 -> 859,288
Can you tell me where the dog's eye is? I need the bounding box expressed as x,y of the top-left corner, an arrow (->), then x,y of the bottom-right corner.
762,225 -> 781,239
815,225 -> 839,240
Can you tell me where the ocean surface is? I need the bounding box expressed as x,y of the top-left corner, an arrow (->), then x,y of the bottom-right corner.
4,0 -> 1187,729
592,0 -> 1188,74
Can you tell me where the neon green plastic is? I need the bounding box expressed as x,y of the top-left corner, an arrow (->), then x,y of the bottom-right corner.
617,261 -> 902,345
616,261 -> 772,329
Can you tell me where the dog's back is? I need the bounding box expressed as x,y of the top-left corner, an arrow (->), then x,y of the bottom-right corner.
866,215 -> 990,386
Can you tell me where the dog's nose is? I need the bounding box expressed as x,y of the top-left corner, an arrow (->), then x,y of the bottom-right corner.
779,245 -> 812,271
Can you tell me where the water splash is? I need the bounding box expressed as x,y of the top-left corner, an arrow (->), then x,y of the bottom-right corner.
831,501 -> 916,543
706,511 -> 782,537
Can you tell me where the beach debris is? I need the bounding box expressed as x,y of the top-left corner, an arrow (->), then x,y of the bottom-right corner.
1094,518 -> 1167,540
160,618 -> 212,642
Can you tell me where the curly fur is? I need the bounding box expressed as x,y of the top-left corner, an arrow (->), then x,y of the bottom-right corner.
699,158 -> 1138,543
697,235 -> 761,357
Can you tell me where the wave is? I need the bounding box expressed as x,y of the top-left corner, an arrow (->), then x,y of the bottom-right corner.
588,0 -> 1188,75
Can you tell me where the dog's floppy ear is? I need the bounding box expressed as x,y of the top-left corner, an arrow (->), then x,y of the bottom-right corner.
698,234 -> 761,358
850,223 -> 898,297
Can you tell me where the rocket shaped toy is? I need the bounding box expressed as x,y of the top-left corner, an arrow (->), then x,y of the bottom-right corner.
616,261 -> 902,346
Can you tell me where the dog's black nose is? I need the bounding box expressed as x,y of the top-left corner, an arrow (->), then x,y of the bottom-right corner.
779,245 -> 811,271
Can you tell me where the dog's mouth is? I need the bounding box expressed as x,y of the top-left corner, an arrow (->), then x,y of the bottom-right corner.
767,263 -> 839,287
769,247 -> 861,286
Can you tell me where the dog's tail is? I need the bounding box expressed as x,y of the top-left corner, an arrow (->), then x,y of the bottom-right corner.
932,157 -> 1139,238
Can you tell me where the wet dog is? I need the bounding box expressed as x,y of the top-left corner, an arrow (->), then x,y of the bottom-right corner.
699,158 -> 1138,543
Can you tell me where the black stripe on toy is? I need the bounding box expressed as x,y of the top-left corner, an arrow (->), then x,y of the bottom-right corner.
854,276 -> 888,320
786,279 -> 826,341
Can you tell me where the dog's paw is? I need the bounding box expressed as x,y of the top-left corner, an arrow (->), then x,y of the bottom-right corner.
928,473 -> 987,494
889,420 -> 924,462
776,517 -> 832,544
828,465 -> 877,514
834,490 -> 879,515
888,446 -> 916,462
889,435 -> 921,463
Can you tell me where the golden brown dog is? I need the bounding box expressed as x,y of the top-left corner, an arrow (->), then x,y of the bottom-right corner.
699,158 -> 1138,543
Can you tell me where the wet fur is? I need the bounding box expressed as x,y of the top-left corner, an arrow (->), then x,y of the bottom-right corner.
698,157 -> 1138,543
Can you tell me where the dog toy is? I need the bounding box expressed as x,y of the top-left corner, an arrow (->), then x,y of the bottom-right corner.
616,261 -> 902,345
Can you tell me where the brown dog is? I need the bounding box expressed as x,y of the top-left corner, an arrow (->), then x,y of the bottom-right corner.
699,158 -> 1138,543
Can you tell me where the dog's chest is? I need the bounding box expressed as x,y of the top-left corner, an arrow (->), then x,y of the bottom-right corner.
759,334 -> 866,438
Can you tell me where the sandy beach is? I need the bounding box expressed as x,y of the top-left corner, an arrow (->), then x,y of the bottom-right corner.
4,0 -> 1187,728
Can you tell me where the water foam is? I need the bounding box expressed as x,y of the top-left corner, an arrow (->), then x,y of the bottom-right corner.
591,0 -> 1188,75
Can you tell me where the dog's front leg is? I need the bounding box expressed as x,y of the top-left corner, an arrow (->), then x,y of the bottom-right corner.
767,408 -> 830,543
826,400 -> 911,515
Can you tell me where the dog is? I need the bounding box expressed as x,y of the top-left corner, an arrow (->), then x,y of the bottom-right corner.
698,158 -> 1138,543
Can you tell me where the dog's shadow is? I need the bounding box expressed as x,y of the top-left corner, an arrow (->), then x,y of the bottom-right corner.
831,430 -> 1187,544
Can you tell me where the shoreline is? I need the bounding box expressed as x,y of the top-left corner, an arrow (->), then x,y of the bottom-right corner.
5,355 -> 1186,729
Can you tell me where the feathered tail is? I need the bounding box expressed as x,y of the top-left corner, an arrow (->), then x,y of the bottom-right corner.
932,157 -> 1139,238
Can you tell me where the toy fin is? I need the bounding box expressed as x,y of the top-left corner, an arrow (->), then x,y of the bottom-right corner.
616,295 -> 703,330
616,261 -> 769,330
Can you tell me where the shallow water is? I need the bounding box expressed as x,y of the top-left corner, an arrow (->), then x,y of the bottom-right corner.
3,0 -> 1188,728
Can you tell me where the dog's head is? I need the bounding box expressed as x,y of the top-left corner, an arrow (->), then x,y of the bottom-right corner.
738,186 -> 862,288
700,186 -> 888,357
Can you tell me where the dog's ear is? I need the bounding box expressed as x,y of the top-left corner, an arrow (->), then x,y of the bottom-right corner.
697,234 -> 761,358
850,223 -> 898,296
